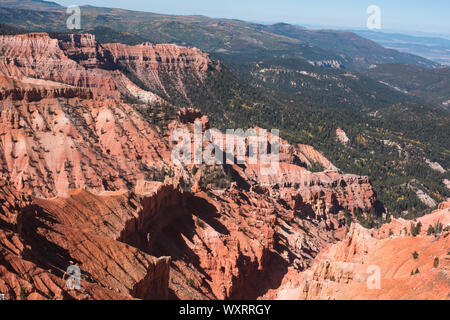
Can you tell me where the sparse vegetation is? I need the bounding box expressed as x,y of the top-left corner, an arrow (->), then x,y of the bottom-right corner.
202,166 -> 232,190
410,222 -> 422,237
19,287 -> 27,300
433,257 -> 439,268
195,217 -> 205,229
185,278 -> 195,287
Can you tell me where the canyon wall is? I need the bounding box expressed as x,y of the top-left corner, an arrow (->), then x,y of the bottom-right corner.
104,42 -> 220,104
0,179 -> 170,300
266,199 -> 450,300
1,32 -> 443,300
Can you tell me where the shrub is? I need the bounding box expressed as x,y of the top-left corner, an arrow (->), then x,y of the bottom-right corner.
433,257 -> 439,268
185,278 -> 195,287
410,222 -> 422,237
195,218 -> 205,229
20,287 -> 27,300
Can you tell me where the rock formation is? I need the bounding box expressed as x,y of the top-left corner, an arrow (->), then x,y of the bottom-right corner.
444,179 -> 450,191
0,179 -> 170,300
103,42 -> 221,104
0,75 -> 172,197
335,128 -> 350,145
265,199 -> 450,300
0,33 -> 164,102
0,32 -> 446,300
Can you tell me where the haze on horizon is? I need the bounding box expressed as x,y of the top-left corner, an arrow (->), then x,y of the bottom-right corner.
54,0 -> 450,36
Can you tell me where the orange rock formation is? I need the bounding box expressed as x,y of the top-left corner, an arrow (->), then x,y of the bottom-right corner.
0,32 -> 446,300
265,199 -> 450,300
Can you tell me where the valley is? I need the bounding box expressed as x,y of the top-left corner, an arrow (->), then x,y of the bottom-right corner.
0,0 -> 448,301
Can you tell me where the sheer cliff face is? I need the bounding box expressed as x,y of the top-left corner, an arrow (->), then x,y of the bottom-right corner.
0,33 -> 120,98
0,76 -> 173,197
0,33 -> 164,103
103,42 -> 221,104
0,170 -> 378,300
103,42 -> 218,74
0,180 -> 170,300
56,34 -> 118,70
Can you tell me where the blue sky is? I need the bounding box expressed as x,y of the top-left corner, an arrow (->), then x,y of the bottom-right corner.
55,0 -> 450,34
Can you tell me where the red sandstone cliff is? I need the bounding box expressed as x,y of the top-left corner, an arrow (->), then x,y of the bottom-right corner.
265,199 -> 450,300
0,32 -> 444,301
0,33 -> 164,103
0,179 -> 170,300
0,86 -> 380,299
103,42 -> 220,104
0,75 -> 173,197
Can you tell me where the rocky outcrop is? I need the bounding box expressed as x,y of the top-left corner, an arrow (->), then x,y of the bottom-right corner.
297,144 -> 338,170
0,33 -> 165,103
0,74 -> 175,197
0,33 -> 118,98
402,180 -> 438,208
425,159 -> 446,174
265,201 -> 450,300
439,199 -> 450,210
335,128 -> 349,145
104,42 -> 217,73
308,60 -> 342,69
415,189 -> 438,208
0,75 -> 93,101
0,177 -> 278,300
0,180 -> 170,300
444,179 -> 450,191
0,156 -> 380,301
373,198 -> 450,238
225,131 -> 376,215
104,42 -> 220,103
178,107 -> 209,130
56,33 -> 117,70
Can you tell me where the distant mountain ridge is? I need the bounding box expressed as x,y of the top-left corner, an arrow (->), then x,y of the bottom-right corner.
0,0 -> 440,69
258,23 -> 440,69
352,30 -> 450,66
0,0 -> 61,10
